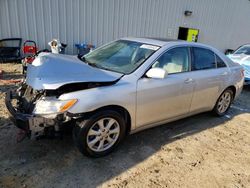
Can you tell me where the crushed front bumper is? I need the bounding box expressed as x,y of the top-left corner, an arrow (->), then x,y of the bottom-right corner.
5,90 -> 58,132
5,90 -> 31,131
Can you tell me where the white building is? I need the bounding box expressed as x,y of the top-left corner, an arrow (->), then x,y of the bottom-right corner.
1,0 -> 250,54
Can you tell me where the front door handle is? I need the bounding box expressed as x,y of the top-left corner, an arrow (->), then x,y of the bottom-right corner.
184,78 -> 193,84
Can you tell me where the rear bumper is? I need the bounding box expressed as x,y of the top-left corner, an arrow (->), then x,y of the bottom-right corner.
5,90 -> 31,131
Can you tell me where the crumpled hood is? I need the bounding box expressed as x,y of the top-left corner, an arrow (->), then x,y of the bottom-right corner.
26,53 -> 123,90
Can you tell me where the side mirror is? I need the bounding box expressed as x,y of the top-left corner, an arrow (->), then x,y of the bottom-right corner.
146,68 -> 168,79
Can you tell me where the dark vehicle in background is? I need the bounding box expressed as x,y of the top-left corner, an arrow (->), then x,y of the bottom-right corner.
0,38 -> 22,63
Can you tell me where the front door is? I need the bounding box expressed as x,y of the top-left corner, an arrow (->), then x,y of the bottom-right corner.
136,47 -> 195,127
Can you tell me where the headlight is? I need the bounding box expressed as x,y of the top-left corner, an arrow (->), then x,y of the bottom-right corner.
33,98 -> 77,115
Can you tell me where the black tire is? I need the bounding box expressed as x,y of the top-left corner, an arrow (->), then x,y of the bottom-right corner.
73,110 -> 126,157
213,88 -> 234,116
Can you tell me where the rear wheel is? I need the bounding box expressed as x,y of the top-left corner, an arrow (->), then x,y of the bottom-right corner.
73,110 -> 126,157
213,88 -> 234,116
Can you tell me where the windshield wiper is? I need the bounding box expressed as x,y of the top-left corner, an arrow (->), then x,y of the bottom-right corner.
78,54 -> 85,61
87,62 -> 100,68
78,56 -> 95,66
87,62 -> 112,71
79,56 -> 118,72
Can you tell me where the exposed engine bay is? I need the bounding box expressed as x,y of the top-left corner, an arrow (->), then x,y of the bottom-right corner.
6,83 -> 68,139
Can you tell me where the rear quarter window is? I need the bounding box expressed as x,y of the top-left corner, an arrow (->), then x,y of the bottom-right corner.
215,55 -> 227,68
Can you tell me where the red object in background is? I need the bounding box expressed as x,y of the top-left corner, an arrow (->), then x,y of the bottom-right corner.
23,45 -> 37,54
22,40 -> 38,63
22,40 -> 38,74
24,56 -> 35,64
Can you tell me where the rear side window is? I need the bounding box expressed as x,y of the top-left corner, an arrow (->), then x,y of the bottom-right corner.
192,47 -> 216,71
215,55 -> 227,68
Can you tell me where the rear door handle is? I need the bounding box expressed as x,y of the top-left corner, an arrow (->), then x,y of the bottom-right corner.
184,78 -> 193,84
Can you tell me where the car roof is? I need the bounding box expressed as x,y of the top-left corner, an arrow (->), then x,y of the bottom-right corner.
121,37 -> 232,65
122,37 -> 224,54
121,37 -> 180,47
121,37 -> 211,48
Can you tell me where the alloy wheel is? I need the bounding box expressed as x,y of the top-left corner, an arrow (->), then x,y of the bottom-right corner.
217,91 -> 232,114
86,118 -> 120,152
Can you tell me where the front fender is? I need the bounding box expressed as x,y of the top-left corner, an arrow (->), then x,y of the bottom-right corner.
59,80 -> 137,130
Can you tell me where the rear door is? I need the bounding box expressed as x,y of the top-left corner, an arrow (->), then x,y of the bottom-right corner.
189,47 -> 229,112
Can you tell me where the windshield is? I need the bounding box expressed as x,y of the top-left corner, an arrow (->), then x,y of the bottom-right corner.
234,45 -> 250,55
83,40 -> 159,74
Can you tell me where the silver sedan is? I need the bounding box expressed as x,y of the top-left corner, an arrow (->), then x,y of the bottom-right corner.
6,37 -> 244,157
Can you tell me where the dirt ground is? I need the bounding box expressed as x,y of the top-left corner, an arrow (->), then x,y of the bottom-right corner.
0,63 -> 250,188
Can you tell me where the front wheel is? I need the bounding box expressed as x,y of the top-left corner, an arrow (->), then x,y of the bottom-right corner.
73,110 -> 126,157
213,88 -> 234,116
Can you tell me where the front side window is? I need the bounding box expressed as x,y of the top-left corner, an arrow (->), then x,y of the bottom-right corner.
192,47 -> 216,71
152,47 -> 190,74
83,40 -> 159,74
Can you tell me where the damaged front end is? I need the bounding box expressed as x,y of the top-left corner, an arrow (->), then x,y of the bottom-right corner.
5,53 -> 123,140
5,83 -> 75,139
